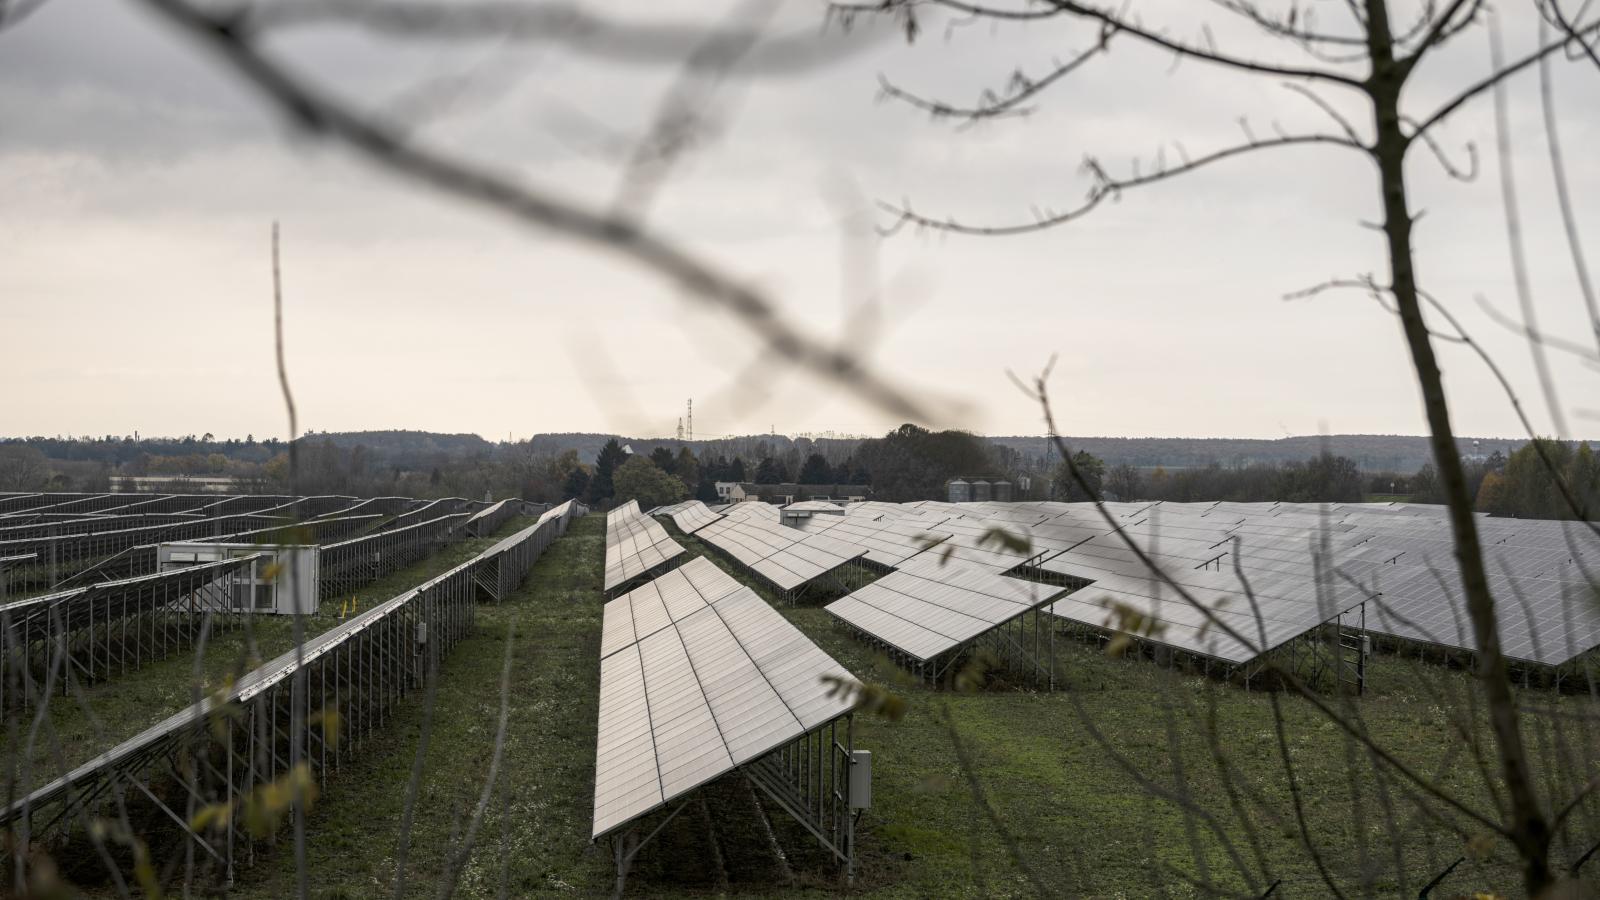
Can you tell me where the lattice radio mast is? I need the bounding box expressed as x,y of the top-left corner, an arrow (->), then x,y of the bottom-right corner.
687,398 -> 693,442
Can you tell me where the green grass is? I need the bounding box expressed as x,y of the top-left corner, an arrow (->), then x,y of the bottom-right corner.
38,514 -> 1598,898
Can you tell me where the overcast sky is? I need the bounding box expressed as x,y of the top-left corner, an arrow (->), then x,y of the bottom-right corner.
2,1 -> 1597,443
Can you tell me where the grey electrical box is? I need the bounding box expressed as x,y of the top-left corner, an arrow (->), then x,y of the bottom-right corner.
849,750 -> 872,809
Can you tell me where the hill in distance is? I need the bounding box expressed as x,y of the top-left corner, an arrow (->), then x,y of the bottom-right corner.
310,430 -> 1532,473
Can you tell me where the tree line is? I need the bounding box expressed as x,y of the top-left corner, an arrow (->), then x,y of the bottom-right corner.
7,430 -> 1594,522
1051,439 -> 1600,520
584,423 -> 1004,507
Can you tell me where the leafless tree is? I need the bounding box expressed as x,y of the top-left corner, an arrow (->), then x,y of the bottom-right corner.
0,448 -> 50,493
829,0 -> 1600,894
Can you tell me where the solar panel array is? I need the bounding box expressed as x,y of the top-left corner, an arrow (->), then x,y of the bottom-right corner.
826,557 -> 1065,663
464,498 -> 519,538
592,565 -> 856,839
797,515 -> 948,568
319,512 -> 471,599
653,499 -> 724,535
722,501 -> 780,522
0,554 -> 264,708
1,499 -> 586,862
605,501 -> 686,593
695,511 -> 867,592
866,500 -> 1600,667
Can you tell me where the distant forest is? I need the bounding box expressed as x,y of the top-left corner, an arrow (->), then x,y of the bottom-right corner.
2,429 -> 1589,519
988,434 -> 1535,474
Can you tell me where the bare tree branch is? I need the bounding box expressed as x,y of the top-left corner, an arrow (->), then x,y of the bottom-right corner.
1544,0 -> 1600,69
1281,82 -> 1366,144
1401,115 -> 1477,180
1537,7 -> 1600,358
876,27 -> 1109,124
1489,17 -> 1568,439
1396,0 -> 1485,72
1408,14 -> 1600,140
612,0 -> 775,220
138,0 -> 936,422
858,0 -> 1371,86
273,222 -> 311,900
0,0 -> 49,30
249,0 -> 882,74
1473,294 -> 1600,367
1025,368 -> 1509,837
1289,276 -> 1600,535
880,133 -> 1361,237
1203,0 -> 1369,47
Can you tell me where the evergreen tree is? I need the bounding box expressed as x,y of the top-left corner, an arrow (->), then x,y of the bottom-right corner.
797,453 -> 832,484
588,438 -> 626,504
562,465 -> 591,501
674,447 -> 699,492
754,456 -> 788,484
649,446 -> 676,473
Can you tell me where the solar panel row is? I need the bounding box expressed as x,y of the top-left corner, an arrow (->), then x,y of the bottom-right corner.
695,512 -> 867,593
592,560 -> 856,839
604,502 -> 686,593
826,558 -> 1065,663
900,500 -> 1599,667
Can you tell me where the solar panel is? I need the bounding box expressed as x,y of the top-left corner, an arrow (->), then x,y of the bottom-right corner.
600,557 -> 745,658
826,558 -> 1064,663
800,516 -> 946,568
696,515 -> 866,592
655,500 -> 724,535
1018,501 -> 1600,666
604,505 -> 686,592
592,584 -> 856,840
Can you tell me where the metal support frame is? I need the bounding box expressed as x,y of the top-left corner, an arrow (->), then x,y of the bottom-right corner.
318,513 -> 470,600
608,714 -> 857,891
603,552 -> 687,601
378,497 -> 471,533
0,556 -> 262,710
0,513 -> 288,594
1045,600 -> 1370,695
836,603 -> 1059,692
463,499 -> 519,538
0,501 -> 589,889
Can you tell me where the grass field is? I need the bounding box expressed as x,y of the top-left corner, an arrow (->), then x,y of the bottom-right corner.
19,514 -> 1596,898
207,513 -> 1600,900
